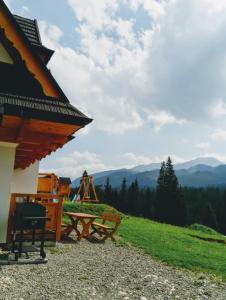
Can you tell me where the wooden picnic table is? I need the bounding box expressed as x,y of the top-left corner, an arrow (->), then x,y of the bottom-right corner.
62,212 -> 98,241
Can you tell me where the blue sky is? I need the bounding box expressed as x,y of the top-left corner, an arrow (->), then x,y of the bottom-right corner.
7,0 -> 226,178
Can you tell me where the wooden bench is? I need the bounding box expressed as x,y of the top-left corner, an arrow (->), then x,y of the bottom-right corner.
91,213 -> 122,241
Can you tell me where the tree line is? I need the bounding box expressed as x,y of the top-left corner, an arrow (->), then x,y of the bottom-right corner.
94,157 -> 226,234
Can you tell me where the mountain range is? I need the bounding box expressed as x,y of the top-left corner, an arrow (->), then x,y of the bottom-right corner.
72,157 -> 226,189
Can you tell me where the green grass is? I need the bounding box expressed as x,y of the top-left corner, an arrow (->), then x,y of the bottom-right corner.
62,202 -> 122,223
118,217 -> 226,278
189,223 -> 219,235
62,202 -> 226,278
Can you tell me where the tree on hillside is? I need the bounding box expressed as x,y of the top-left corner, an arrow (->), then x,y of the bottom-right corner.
104,177 -> 113,205
202,202 -> 218,230
218,190 -> 226,233
143,187 -> 154,219
127,179 -> 140,215
156,157 -> 187,226
118,178 -> 127,212
95,185 -> 104,203
156,161 -> 167,221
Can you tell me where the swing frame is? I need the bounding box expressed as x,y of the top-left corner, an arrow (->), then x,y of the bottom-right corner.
75,172 -> 99,203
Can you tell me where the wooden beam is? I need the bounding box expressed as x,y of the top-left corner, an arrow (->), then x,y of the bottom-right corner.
16,119 -> 30,143
0,127 -> 17,142
0,125 -> 68,145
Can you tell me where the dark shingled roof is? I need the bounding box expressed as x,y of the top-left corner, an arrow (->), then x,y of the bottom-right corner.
13,15 -> 54,64
0,1 -> 68,100
0,93 -> 92,126
13,15 -> 41,47
0,2 -> 93,128
59,177 -> 72,185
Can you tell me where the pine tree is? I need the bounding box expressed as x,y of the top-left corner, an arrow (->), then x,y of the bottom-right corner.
143,187 -> 154,219
218,190 -> 226,233
119,178 -> 127,212
156,161 -> 167,221
202,202 -> 218,230
104,177 -> 112,205
95,185 -> 104,203
156,157 -> 187,226
127,179 -> 140,215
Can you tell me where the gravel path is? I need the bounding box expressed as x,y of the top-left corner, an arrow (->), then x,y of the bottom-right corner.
0,240 -> 226,300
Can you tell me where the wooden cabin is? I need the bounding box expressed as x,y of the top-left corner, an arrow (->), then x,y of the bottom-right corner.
37,173 -> 72,200
58,177 -> 72,200
0,0 -> 92,244
37,173 -> 59,194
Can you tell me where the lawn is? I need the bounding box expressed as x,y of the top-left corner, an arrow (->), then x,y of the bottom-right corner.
63,201 -> 122,217
63,202 -> 226,278
118,216 -> 226,278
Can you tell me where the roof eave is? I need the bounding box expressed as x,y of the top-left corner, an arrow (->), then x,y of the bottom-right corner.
1,104 -> 93,127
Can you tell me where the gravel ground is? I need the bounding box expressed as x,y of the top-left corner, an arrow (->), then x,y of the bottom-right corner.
0,239 -> 226,300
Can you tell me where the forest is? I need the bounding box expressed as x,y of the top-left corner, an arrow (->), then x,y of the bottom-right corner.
73,157 -> 226,234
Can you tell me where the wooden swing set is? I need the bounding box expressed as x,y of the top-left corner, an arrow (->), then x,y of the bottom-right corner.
75,171 -> 99,203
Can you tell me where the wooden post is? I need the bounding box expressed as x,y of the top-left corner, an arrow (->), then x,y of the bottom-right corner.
55,196 -> 63,241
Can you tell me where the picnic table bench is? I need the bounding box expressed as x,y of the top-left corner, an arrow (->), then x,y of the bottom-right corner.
91,213 -> 122,241
62,212 -> 98,241
62,212 -> 122,242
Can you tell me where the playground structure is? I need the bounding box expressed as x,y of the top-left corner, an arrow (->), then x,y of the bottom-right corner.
74,171 -> 99,203
37,173 -> 72,201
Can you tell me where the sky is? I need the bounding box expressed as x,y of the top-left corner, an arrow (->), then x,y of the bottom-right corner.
7,0 -> 226,179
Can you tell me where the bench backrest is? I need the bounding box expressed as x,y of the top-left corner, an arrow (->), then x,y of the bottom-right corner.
101,213 -> 122,229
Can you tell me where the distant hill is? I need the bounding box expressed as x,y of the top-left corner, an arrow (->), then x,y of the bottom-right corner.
72,157 -> 226,188
131,157 -> 222,173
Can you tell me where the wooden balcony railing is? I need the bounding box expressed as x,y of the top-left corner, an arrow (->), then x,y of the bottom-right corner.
7,193 -> 63,243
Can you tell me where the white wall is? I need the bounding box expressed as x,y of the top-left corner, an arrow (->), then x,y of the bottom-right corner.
0,142 -> 17,244
11,161 -> 39,194
0,42 -> 13,64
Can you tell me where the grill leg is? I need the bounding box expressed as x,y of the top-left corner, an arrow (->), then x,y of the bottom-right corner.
32,228 -> 35,246
12,231 -> 16,253
19,229 -> 23,258
40,227 -> 46,259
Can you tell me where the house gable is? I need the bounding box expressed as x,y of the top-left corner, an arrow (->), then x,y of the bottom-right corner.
0,0 -> 66,100
0,27 -> 45,97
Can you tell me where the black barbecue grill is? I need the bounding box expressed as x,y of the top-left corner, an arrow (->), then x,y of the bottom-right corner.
11,202 -> 49,263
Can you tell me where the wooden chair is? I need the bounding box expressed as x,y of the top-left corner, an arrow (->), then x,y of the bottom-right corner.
91,213 -> 122,242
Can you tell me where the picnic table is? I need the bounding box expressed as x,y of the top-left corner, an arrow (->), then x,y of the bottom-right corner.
62,212 -> 98,241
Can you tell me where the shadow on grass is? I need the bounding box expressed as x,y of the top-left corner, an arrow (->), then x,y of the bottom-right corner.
189,234 -> 226,245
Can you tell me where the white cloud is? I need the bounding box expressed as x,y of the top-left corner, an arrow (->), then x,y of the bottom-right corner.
39,20 -> 145,134
211,129 -> 226,141
202,153 -> 226,163
123,152 -> 186,167
123,152 -> 154,166
142,0 -> 226,124
41,150 -> 188,178
210,99 -> 226,117
196,142 -> 209,149
147,109 -> 186,130
68,0 -> 118,30
128,0 -> 167,20
38,0 -> 226,139
40,151 -> 110,179
20,6 -> 29,15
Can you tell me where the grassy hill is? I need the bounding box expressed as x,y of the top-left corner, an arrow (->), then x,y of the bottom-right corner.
63,202 -> 226,278
118,217 -> 226,278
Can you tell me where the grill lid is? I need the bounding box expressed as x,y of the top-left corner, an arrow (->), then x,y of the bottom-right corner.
14,203 -> 47,230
